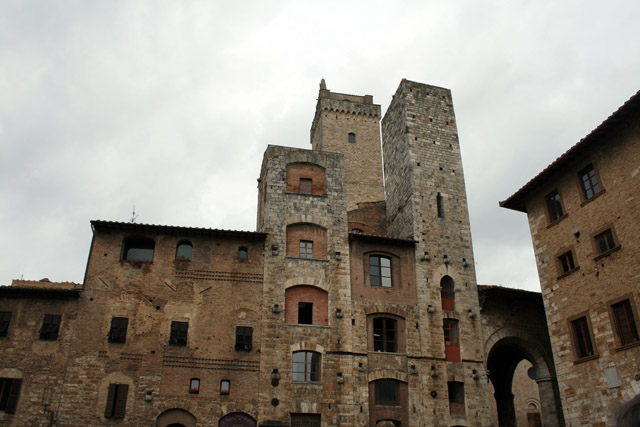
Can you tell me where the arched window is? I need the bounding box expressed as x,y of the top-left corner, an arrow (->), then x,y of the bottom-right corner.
122,237 -> 155,262
238,247 -> 248,262
348,132 -> 356,143
175,241 -> 192,260
441,276 -> 455,310
292,351 -> 321,382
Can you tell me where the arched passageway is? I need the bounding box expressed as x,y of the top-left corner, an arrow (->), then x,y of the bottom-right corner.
479,286 -> 565,427
219,412 -> 256,427
156,408 -> 196,427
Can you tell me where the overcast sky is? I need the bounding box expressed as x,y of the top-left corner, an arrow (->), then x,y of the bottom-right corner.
1,1 -> 638,291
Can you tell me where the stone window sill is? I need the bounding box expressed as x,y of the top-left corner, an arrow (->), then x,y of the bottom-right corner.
593,245 -> 621,262
547,213 -> 568,229
573,354 -> 599,365
615,340 -> 640,352
580,188 -> 606,207
557,266 -> 580,280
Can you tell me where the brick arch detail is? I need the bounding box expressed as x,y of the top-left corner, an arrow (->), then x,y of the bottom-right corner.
284,215 -> 330,230
283,277 -> 327,292
363,304 -> 411,319
290,342 -> 325,353
368,370 -> 408,383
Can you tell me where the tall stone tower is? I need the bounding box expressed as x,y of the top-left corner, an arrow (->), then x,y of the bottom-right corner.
310,79 -> 385,210
382,79 -> 493,423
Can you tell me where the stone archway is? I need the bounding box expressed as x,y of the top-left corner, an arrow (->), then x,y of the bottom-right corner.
219,412 -> 256,427
156,408 -> 196,427
479,286 -> 565,427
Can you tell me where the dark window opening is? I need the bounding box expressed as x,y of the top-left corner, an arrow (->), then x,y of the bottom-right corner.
373,317 -> 397,352
108,317 -> 129,344
291,413 -> 321,426
235,326 -> 253,351
175,241 -> 192,260
595,229 -> 616,254
238,246 -> 248,262
579,164 -> 601,199
374,379 -> 400,405
300,178 -> 312,194
0,378 -> 22,413
220,380 -> 230,395
39,314 -> 61,341
370,256 -> 392,287
437,193 -> 444,218
558,251 -> 576,274
546,189 -> 564,222
612,300 -> 639,346
298,302 -> 313,325
104,383 -> 128,418
348,132 -> 356,143
189,378 -> 200,394
292,351 -> 320,382
448,381 -> 465,416
0,312 -> 11,338
169,321 -> 188,346
571,316 -> 594,359
299,240 -> 313,259
122,238 -> 155,262
441,276 -> 455,311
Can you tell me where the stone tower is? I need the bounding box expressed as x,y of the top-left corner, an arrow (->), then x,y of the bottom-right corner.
382,79 -> 493,423
310,79 -> 385,211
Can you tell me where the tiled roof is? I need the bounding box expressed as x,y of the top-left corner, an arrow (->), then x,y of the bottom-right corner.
90,220 -> 267,239
348,231 -> 416,243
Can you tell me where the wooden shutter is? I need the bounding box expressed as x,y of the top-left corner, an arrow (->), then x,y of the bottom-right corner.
104,383 -> 117,417
5,379 -> 22,414
113,384 -> 128,418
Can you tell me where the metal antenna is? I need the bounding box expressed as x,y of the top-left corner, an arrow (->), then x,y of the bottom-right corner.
130,206 -> 138,223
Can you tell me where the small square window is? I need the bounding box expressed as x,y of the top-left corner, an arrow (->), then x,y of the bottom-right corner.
299,178 -> 312,194
579,163 -> 601,200
169,321 -> 188,346
348,132 -> 356,143
571,316 -> 595,359
189,378 -> 200,394
594,228 -> 616,255
545,189 -> 564,222
558,251 -> 576,274
238,247 -> 248,262
299,241 -> 313,259
235,326 -> 253,351
298,302 -> 313,325
39,314 -> 61,341
220,380 -> 230,395
108,317 -> 128,344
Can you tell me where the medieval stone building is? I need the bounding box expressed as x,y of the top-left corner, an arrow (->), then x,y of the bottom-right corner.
0,79 -> 564,426
501,90 -> 640,426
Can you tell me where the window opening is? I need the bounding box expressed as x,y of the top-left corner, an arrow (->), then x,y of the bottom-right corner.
0,312 -> 11,338
348,132 -> 356,143
443,319 -> 461,362
39,314 -> 61,341
448,381 -> 465,416
299,178 -> 312,194
122,237 -> 155,262
175,241 -> 192,260
437,193 -> 444,218
595,229 -> 616,254
579,163 -> 601,199
104,383 -> 128,418
299,240 -> 313,259
292,351 -> 320,382
189,378 -> 200,394
108,317 -> 128,343
373,317 -> 397,352
0,378 -> 22,413
546,189 -> 564,222
370,256 -> 392,287
612,300 -> 639,346
220,380 -> 230,395
298,302 -> 313,325
374,379 -> 400,405
238,246 -> 248,262
441,276 -> 455,310
235,326 -> 253,351
169,321 -> 188,346
571,316 -> 594,358
558,251 -> 576,274
291,414 -> 322,426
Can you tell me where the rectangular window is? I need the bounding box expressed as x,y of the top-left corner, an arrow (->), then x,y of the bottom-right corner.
104,383 -> 128,418
594,228 -> 616,254
189,378 -> 200,394
448,381 -> 465,416
235,326 -> 253,351
571,316 -> 595,359
298,302 -> 313,325
39,314 -> 61,341
0,312 -> 11,338
108,317 -> 128,343
443,319 -> 461,362
612,300 -> 639,346
0,378 -> 22,413
558,251 -> 576,274
292,351 -> 320,382
299,178 -> 312,194
370,256 -> 392,287
546,189 -> 564,222
169,321 -> 188,346
375,379 -> 400,405
299,240 -> 313,259
373,317 -> 397,353
579,163 -> 601,199
291,413 -> 321,427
